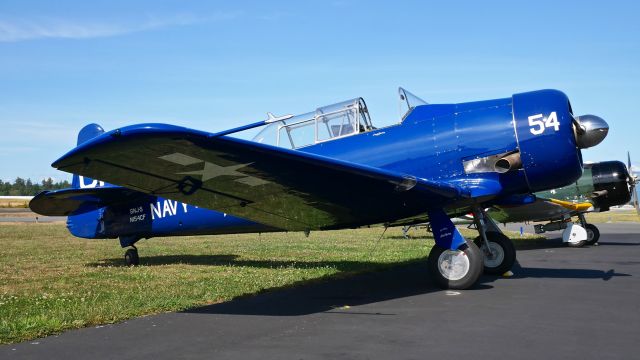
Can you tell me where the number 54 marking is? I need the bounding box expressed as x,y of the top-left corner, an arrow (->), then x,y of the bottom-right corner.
528,112 -> 560,135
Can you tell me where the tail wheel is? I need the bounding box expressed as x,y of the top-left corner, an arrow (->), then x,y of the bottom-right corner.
474,232 -> 516,275
428,239 -> 483,290
124,248 -> 139,266
585,224 -> 600,245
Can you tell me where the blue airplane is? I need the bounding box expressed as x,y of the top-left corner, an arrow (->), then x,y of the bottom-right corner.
30,88 -> 609,290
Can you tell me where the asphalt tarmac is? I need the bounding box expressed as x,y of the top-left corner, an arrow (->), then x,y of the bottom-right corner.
0,208 -> 65,223
2,223 -> 639,359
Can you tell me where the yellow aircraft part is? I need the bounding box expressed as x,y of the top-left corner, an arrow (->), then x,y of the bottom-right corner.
548,198 -> 593,212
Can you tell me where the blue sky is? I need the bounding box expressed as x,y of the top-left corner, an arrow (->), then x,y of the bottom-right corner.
1,0 -> 638,182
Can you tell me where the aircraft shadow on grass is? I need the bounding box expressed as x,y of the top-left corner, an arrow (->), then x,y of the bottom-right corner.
88,255 -> 426,271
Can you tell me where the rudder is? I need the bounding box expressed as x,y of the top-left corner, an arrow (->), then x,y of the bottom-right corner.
71,124 -> 105,189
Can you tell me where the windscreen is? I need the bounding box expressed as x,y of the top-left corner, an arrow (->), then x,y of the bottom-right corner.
399,87 -> 428,120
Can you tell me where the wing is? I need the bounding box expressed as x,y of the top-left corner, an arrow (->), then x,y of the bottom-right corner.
29,187 -> 145,216
489,196 -> 593,223
51,123 -> 484,231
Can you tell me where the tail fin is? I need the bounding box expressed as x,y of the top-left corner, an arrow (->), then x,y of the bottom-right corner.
71,124 -> 105,189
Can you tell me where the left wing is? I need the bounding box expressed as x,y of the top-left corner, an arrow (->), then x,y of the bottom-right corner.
52,124 -> 493,231
29,187 -> 146,216
489,197 -> 593,223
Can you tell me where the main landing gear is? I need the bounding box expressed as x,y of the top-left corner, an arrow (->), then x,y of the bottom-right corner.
562,213 -> 599,247
578,213 -> 600,245
472,209 -> 516,275
120,235 -> 141,266
535,213 -> 600,247
566,214 -> 600,247
426,209 -> 483,289
427,239 -> 483,289
426,207 -> 517,289
584,223 -> 600,245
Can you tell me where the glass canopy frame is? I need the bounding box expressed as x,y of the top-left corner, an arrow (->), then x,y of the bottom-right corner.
251,88 -> 427,150
253,97 -> 373,150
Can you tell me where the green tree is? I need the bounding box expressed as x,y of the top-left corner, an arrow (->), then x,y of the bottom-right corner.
13,177 -> 26,195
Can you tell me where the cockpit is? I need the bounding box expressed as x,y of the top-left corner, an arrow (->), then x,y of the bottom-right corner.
252,87 -> 426,150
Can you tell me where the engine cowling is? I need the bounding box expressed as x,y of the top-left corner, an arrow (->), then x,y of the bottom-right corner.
512,89 -> 584,192
589,161 -> 631,211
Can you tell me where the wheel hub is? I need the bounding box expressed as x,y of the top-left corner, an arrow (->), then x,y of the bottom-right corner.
481,242 -> 505,268
586,229 -> 594,241
437,249 -> 470,281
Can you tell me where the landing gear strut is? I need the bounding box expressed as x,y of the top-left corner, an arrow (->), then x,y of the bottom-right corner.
473,208 -> 516,275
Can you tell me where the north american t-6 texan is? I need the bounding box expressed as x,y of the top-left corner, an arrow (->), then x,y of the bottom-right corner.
30,87 -> 609,290
487,156 -> 637,246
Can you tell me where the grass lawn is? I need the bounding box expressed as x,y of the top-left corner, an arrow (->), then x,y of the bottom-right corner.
0,199 -> 29,208
1,211 -> 637,344
0,220 -> 602,344
0,223 -> 441,344
585,209 -> 640,223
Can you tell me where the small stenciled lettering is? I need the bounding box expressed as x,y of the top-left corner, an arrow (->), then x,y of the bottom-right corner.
129,214 -> 146,223
129,206 -> 144,215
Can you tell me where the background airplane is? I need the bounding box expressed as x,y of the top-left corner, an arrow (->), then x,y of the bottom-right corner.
427,158 -> 637,254
489,156 -> 638,247
30,88 -> 608,290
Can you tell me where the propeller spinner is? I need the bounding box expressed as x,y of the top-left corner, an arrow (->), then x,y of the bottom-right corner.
573,115 -> 609,149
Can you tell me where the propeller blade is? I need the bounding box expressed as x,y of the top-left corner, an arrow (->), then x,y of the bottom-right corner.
627,151 -> 639,215
633,181 -> 640,215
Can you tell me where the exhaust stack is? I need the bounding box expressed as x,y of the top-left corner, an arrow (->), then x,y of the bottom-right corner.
494,152 -> 522,174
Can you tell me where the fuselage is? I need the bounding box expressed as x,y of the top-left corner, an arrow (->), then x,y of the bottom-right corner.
67,89 -> 584,240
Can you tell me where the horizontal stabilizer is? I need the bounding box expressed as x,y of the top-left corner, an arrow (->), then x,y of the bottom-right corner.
29,187 -> 144,216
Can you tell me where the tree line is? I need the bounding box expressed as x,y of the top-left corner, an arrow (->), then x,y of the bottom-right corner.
0,177 -> 71,196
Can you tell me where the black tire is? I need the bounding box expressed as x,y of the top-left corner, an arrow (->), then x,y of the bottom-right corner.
427,239 -> 483,290
567,240 -> 587,248
474,231 -> 516,275
585,224 -> 600,245
124,248 -> 139,266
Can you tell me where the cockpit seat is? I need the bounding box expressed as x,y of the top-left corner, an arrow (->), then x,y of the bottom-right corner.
331,124 -> 354,137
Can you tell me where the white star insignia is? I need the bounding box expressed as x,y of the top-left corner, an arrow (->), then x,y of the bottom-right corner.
159,152 -> 268,186
178,162 -> 253,181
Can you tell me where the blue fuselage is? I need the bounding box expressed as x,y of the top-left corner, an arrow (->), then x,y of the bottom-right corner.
67,89 -> 583,241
